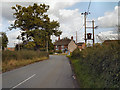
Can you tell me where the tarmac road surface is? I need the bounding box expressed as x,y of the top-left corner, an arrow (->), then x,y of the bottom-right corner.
2,55 -> 76,89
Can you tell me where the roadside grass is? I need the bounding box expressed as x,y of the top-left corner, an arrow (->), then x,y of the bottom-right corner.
52,53 -> 67,55
69,42 -> 120,88
70,59 -> 105,88
2,57 -> 48,72
2,50 -> 49,72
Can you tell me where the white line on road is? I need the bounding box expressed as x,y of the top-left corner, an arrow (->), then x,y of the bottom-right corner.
10,74 -> 36,90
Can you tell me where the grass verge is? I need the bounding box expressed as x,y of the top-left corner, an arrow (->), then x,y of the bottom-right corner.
70,58 -> 105,88
2,57 -> 48,73
2,50 -> 49,72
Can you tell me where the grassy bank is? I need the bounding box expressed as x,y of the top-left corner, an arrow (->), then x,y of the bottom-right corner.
2,50 -> 49,72
69,42 -> 120,88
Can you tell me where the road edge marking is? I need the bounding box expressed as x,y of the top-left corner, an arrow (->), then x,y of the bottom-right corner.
10,74 -> 36,90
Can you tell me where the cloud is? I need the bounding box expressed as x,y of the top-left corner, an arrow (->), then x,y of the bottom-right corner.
1,0 -> 81,21
6,30 -> 22,47
2,2 -> 35,21
96,6 -> 119,42
1,1 -> 119,47
97,6 -> 119,28
97,29 -> 119,43
51,8 -> 84,42
2,1 -> 85,47
50,8 -> 84,42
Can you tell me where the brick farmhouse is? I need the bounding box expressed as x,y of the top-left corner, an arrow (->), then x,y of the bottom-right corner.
54,36 -> 85,53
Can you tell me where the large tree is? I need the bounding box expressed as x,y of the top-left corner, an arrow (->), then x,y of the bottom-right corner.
9,3 -> 62,51
1,32 -> 8,50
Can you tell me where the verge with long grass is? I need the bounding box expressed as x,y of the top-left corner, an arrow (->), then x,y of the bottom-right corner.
2,50 -> 49,72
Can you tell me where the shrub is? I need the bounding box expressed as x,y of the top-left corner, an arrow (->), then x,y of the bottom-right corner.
2,50 -> 49,61
49,51 -> 54,54
56,50 -> 62,54
71,47 -> 82,59
70,42 -> 120,88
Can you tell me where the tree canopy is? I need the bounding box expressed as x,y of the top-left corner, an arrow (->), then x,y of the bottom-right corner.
1,32 -> 8,50
10,3 -> 62,51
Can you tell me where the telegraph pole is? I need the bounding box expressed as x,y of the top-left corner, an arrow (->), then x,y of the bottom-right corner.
86,20 -> 97,47
76,31 -> 77,43
81,12 -> 90,47
92,20 -> 95,46
84,13 -> 87,46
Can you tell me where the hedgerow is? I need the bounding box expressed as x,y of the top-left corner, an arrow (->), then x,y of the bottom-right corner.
70,42 -> 120,88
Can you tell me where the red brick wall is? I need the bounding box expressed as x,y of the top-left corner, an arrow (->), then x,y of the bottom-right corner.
58,46 -> 61,50
7,48 -> 15,51
78,43 -> 85,50
54,46 -> 56,50
54,45 -> 61,51
64,45 -> 68,49
82,43 -> 85,49
54,45 -> 68,51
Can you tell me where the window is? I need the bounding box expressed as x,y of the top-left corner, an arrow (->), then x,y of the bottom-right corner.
56,46 -> 58,50
56,46 -> 58,48
61,45 -> 64,49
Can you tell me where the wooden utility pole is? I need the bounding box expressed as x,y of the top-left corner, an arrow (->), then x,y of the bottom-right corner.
92,20 -> 95,46
81,12 -> 97,47
84,13 -> 87,46
76,31 -> 77,43
86,20 -> 96,47
46,33 -> 49,52
81,12 -> 90,47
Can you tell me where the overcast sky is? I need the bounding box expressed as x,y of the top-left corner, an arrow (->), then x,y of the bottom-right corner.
0,0 -> 119,47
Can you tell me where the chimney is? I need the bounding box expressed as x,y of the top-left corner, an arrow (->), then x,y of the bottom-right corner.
58,36 -> 60,41
71,36 -> 73,40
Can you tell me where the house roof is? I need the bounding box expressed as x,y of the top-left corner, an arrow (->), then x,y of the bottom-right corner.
77,42 -> 84,46
54,38 -> 71,46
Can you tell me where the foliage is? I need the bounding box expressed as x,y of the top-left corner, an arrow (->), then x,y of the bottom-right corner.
15,43 -> 24,51
56,50 -> 62,53
48,39 -> 54,50
9,3 -> 62,50
71,47 -> 81,59
24,41 -> 35,49
1,32 -> 8,50
70,42 -> 120,88
2,50 -> 49,72
49,51 -> 54,54
2,50 -> 49,61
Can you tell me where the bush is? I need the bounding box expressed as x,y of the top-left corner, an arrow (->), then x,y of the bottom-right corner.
56,50 -> 62,54
2,50 -> 49,61
71,47 -> 82,59
70,42 -> 120,88
49,51 -> 54,54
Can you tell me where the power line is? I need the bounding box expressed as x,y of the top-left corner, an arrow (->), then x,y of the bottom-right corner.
78,0 -> 92,43
87,0 -> 91,13
79,23 -> 84,31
